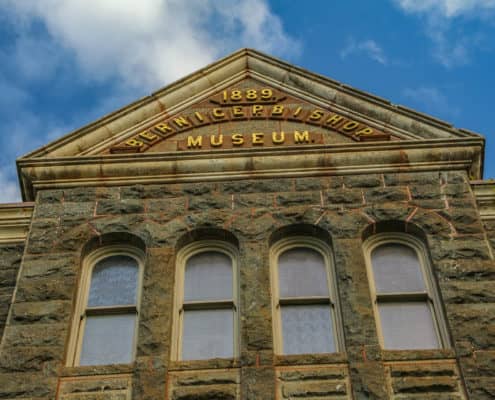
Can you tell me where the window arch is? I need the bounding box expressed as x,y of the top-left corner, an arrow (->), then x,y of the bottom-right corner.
270,236 -> 343,355
364,233 -> 449,350
67,245 -> 144,366
172,240 -> 239,360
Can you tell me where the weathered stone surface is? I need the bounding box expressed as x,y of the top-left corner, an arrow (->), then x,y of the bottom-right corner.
343,174 -> 382,188
96,199 -> 145,215
1,167 -> 494,399
350,362 -> 389,399
365,187 -> 409,203
0,244 -> 23,340
327,189 -> 363,205
410,184 -> 442,200
384,172 -> 440,186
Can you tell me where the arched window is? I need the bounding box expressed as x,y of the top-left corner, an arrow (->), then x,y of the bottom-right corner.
271,237 -> 343,355
68,246 -> 144,366
173,241 -> 238,360
364,233 -> 449,350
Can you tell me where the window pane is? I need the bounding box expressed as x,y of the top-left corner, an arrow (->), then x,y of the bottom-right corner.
184,252 -> 232,301
371,244 -> 426,293
281,304 -> 335,354
279,248 -> 329,297
88,256 -> 138,307
378,302 -> 439,349
182,309 -> 234,360
79,314 -> 136,365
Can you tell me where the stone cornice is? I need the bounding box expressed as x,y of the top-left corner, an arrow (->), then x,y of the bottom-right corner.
0,203 -> 34,244
18,138 -> 483,201
471,180 -> 495,220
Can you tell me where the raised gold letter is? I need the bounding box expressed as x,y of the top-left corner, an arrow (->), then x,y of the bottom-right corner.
342,121 -> 359,131
187,135 -> 202,148
154,123 -> 173,134
294,130 -> 310,144
210,134 -> 223,147
325,114 -> 343,126
212,108 -> 225,119
126,138 -> 144,147
309,109 -> 324,121
271,105 -> 284,116
232,106 -> 244,117
272,131 -> 285,144
355,127 -> 374,136
252,133 -> 264,145
232,133 -> 244,146
252,105 -> 264,116
194,112 -> 205,123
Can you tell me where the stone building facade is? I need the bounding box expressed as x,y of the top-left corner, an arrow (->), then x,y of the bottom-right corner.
0,49 -> 494,399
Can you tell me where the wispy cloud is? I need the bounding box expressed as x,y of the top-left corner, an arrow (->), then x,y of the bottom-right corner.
393,0 -> 495,67
394,0 -> 495,18
0,0 -> 299,202
402,86 -> 460,118
340,38 -> 388,65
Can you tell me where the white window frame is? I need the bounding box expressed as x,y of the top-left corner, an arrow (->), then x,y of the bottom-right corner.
363,232 -> 450,350
66,245 -> 145,366
172,240 -> 239,361
270,236 -> 344,355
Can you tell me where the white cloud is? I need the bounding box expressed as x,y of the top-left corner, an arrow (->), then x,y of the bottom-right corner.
2,0 -> 299,90
402,86 -> 459,117
393,0 -> 494,67
0,0 -> 299,202
340,39 -> 388,65
394,0 -> 495,18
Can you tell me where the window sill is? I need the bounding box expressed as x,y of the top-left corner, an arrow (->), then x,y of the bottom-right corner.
274,352 -> 347,366
169,357 -> 240,371
381,348 -> 456,362
60,362 -> 135,377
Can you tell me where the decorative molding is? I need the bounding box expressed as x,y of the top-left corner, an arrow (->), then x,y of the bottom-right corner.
18,138 -> 483,201
0,203 -> 34,244
471,181 -> 495,220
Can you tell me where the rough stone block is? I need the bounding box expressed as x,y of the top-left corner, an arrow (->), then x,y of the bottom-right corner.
96,199 -> 145,215
344,174 -> 382,188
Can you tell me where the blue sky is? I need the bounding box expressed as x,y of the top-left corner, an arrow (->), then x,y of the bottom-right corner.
0,0 -> 494,202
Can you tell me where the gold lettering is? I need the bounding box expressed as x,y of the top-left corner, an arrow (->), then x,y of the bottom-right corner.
126,138 -> 144,147
271,105 -> 284,116
210,134 -> 223,147
294,130 -> 310,144
252,105 -> 264,116
252,133 -> 264,145
174,116 -> 190,128
232,133 -> 244,146
293,107 -> 302,117
342,121 -> 359,131
355,127 -> 374,136
325,114 -> 344,126
272,131 -> 285,144
187,135 -> 202,148
232,106 -> 244,117
212,108 -> 225,119
154,123 -> 173,134
194,112 -> 205,122
309,109 -> 324,121
138,130 -> 157,141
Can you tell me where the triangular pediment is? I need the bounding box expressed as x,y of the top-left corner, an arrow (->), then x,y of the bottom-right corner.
17,48 -> 485,201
